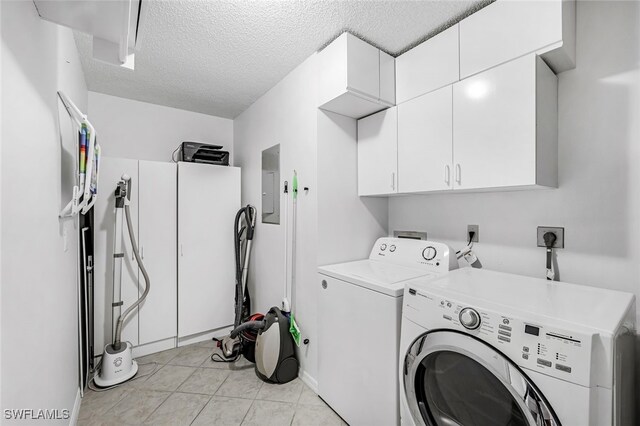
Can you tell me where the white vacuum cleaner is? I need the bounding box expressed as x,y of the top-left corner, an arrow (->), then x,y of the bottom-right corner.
94,174 -> 150,388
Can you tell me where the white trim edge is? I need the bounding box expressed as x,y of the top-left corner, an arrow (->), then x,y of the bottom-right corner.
299,369 -> 318,393
69,387 -> 82,425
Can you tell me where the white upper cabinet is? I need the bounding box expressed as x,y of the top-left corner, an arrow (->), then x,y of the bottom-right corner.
318,33 -> 395,118
459,0 -> 576,79
357,107 -> 398,196
398,86 -> 453,193
453,54 -> 558,190
396,25 -> 460,104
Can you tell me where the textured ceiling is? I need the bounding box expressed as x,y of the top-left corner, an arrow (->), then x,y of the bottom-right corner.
75,0 -> 491,119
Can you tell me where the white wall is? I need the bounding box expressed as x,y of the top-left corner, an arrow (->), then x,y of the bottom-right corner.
234,55 -> 320,384
1,1 -> 87,422
88,92 -> 233,163
317,110 -> 388,266
234,56 -> 389,386
389,1 -> 640,317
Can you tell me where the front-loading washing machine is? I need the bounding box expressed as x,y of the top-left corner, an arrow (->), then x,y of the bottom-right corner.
318,237 -> 457,426
399,268 -> 636,426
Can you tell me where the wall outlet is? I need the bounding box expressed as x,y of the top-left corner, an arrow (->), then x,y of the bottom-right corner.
537,226 -> 564,248
467,225 -> 479,242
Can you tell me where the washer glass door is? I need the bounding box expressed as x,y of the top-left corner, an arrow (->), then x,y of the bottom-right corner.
403,330 -> 560,426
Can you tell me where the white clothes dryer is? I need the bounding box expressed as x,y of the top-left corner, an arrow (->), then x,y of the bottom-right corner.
318,237 -> 457,426
399,268 -> 636,426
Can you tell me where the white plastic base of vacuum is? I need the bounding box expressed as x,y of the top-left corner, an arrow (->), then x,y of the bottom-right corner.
94,342 -> 138,388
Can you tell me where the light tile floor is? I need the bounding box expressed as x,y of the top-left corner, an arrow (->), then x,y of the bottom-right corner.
78,340 -> 345,426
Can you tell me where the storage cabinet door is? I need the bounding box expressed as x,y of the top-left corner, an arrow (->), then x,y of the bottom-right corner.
178,163 -> 241,338
453,55 -> 537,190
138,161 -> 177,345
93,157 -> 139,351
398,86 -> 453,193
459,0 -> 564,78
357,107 -> 398,196
396,25 -> 459,104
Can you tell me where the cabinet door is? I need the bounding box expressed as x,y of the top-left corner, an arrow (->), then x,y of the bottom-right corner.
138,161 -> 177,345
398,86 -> 453,193
396,25 -> 459,104
459,0 -> 566,78
357,107 -> 398,196
453,55 -> 537,190
93,157 -> 139,351
178,163 -> 241,338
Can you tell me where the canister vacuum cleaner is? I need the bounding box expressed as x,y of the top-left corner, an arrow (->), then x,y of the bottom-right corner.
213,204 -> 298,384
93,174 -> 150,387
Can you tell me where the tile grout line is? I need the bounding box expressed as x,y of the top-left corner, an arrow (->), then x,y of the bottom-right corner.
188,394 -> 214,426
139,358 -> 200,424
239,398 -> 257,425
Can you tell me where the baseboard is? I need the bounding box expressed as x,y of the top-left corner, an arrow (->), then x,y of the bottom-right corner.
69,387 -> 81,426
132,337 -> 177,358
177,325 -> 233,347
299,369 -> 318,393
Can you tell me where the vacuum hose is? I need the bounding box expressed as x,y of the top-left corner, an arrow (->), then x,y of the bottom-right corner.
229,320 -> 266,339
113,203 -> 151,351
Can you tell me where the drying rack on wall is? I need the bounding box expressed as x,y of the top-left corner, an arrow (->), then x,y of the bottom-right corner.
58,91 -> 101,217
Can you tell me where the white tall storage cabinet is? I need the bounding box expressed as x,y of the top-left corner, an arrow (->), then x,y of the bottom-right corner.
138,161 -> 177,345
178,162 -> 241,338
94,157 -> 177,355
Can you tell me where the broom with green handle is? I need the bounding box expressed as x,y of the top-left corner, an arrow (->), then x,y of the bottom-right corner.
288,171 -> 301,346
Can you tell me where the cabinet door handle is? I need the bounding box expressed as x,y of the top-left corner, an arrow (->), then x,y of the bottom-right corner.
444,165 -> 450,186
180,244 -> 184,257
455,164 -> 461,185
391,172 -> 396,191
141,246 -> 144,260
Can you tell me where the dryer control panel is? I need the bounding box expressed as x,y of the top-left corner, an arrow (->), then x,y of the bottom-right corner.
403,285 -> 598,388
369,237 -> 458,273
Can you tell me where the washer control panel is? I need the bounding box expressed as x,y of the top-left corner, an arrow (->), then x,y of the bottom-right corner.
403,286 -> 595,387
370,237 -> 457,273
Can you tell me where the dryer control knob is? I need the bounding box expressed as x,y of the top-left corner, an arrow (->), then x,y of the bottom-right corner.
459,308 -> 481,330
422,246 -> 437,261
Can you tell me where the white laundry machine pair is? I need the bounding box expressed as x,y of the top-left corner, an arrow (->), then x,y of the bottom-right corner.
399,268 -> 636,426
318,237 -> 458,426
